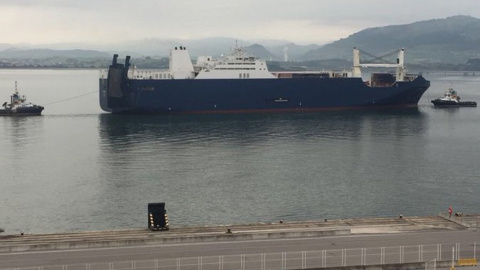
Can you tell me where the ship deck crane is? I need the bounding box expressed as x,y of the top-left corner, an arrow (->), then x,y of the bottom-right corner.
352,48 -> 406,81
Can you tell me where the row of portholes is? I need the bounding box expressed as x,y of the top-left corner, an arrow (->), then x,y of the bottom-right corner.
133,73 -> 171,79
153,73 -> 172,79
239,73 -> 250,78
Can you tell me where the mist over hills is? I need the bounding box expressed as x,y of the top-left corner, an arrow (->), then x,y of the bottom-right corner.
1,15 -> 480,69
95,37 -> 322,60
304,15 -> 480,64
0,48 -> 110,59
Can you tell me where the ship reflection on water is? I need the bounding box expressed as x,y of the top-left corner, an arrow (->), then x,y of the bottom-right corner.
96,108 -> 431,227
98,108 -> 426,146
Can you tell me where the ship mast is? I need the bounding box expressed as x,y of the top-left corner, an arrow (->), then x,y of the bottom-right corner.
11,81 -> 18,106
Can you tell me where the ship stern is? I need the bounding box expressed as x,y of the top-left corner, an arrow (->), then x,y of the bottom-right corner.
99,54 -> 133,113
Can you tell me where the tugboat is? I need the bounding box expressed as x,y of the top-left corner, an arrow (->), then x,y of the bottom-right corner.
431,88 -> 477,107
0,81 -> 44,116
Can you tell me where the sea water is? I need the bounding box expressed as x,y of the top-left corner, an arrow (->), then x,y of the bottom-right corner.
0,69 -> 479,234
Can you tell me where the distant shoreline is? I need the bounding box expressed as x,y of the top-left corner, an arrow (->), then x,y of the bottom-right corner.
0,66 -> 100,70
1,66 -> 480,76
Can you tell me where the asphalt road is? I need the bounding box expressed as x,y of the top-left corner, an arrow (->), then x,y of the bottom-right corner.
1,230 -> 479,269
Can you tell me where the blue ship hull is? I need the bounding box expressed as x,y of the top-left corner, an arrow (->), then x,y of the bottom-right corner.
99,58 -> 430,114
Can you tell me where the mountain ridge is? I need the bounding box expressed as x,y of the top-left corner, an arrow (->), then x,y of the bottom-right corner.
304,15 -> 480,64
1,15 -> 480,68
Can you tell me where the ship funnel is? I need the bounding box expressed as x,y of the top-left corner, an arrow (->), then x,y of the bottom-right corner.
121,56 -> 131,79
112,54 -> 118,66
169,47 -> 195,79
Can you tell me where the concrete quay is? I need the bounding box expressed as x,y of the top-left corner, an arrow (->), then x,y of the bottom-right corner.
0,214 -> 478,254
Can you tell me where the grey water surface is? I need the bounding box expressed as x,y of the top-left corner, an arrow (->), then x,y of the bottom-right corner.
0,69 -> 479,234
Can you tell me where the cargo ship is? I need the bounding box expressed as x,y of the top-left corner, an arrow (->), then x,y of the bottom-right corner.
99,46 -> 430,114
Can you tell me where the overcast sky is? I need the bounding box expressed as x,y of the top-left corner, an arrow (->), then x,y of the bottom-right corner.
1,0 -> 479,46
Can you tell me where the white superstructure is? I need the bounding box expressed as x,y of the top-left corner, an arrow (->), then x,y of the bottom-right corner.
438,88 -> 461,102
98,46 -> 411,83
8,81 -> 38,110
194,46 -> 276,79
119,45 -> 276,80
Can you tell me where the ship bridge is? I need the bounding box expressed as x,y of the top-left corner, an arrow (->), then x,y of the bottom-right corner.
194,46 -> 276,79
